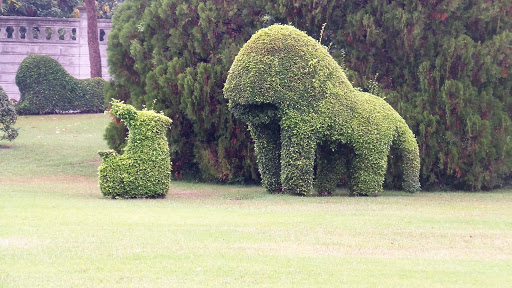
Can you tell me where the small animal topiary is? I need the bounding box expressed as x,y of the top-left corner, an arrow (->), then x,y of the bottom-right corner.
224,24 -> 420,196
15,55 -> 105,114
98,100 -> 172,198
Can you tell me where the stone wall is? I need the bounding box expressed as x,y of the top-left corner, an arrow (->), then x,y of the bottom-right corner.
0,7 -> 112,101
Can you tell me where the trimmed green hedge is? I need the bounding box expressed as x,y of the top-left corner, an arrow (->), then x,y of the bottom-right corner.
224,25 -> 420,196
98,100 -> 172,198
0,86 -> 18,142
15,55 -> 106,114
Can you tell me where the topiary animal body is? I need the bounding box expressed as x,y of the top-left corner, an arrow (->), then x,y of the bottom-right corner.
15,55 -> 105,114
98,100 -> 172,198
224,25 -> 420,196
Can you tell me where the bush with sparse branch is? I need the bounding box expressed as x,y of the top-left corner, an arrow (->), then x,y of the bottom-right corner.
0,86 -> 18,142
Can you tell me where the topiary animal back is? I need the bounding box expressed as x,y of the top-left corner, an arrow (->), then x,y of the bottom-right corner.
224,24 -> 420,196
15,55 -> 105,114
98,100 -> 172,198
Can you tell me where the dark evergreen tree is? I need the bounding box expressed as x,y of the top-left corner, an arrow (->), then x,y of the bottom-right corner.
319,0 -> 512,190
107,0 -> 512,190
107,0 -> 263,182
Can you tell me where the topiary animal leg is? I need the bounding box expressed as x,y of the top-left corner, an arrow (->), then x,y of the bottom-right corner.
350,151 -> 388,196
316,143 -> 347,195
249,123 -> 282,192
98,155 -> 124,198
401,147 -> 421,192
280,122 -> 316,195
394,123 -> 421,192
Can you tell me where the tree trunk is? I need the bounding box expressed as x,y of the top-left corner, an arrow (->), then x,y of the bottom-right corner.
84,0 -> 102,78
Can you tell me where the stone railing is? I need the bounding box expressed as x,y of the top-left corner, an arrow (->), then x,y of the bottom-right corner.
0,17 -> 79,42
0,6 -> 112,100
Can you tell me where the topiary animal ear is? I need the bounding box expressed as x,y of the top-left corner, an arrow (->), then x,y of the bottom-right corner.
109,99 -> 137,125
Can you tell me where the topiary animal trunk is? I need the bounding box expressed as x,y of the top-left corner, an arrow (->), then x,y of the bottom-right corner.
224,25 -> 420,196
98,100 -> 172,198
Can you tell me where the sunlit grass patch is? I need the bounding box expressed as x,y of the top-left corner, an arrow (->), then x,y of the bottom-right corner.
1,114 -> 511,287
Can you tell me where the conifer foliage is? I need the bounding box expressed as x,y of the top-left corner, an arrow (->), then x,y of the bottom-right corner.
107,0 -> 512,190
259,0 -> 512,190
314,0 -> 512,190
106,0 -> 262,182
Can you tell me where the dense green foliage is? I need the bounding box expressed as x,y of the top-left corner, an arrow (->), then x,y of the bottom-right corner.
107,0 -> 512,190
106,0 -> 261,182
103,120 -> 128,154
224,25 -> 420,196
98,100 -> 172,198
15,55 -> 106,115
288,0 -> 512,191
1,0 -> 118,18
0,86 -> 18,142
1,0 -> 80,17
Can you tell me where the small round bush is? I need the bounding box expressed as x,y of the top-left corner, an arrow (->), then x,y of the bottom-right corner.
15,55 -> 106,114
0,86 -> 19,142
98,100 -> 172,198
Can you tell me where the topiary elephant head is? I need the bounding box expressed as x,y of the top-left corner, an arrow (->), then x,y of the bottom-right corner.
98,100 -> 172,198
224,24 -> 420,196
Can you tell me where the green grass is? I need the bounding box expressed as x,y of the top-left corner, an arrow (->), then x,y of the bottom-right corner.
1,114 -> 511,287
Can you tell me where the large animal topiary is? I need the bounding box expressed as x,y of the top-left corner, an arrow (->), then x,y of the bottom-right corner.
15,55 -> 105,114
224,24 -> 420,196
98,100 -> 172,198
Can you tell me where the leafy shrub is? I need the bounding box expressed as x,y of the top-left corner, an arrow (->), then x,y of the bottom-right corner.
15,55 -> 106,114
224,25 -> 420,196
98,100 -> 172,198
0,86 -> 19,142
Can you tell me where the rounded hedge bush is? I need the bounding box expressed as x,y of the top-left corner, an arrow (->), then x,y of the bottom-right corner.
0,86 -> 18,142
98,100 -> 172,198
224,24 -> 420,196
15,55 -> 106,114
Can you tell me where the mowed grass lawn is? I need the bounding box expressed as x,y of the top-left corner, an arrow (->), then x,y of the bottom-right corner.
1,114 -> 511,287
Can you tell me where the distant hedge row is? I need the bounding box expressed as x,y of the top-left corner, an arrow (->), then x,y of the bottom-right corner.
16,55 -> 106,115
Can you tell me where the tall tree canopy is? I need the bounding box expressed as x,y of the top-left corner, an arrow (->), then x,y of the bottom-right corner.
107,0 -> 512,190
1,0 -> 80,17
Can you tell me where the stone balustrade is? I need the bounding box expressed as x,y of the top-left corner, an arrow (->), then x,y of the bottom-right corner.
0,17 -> 79,42
0,6 -> 112,100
